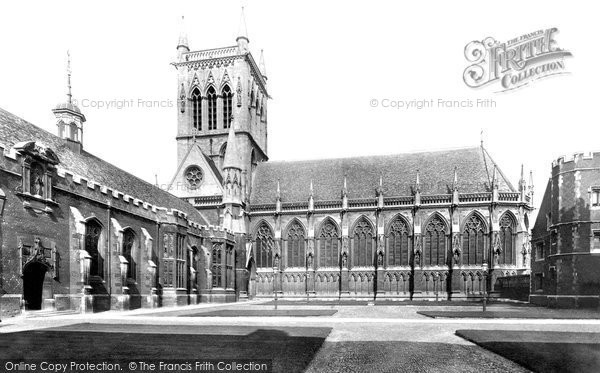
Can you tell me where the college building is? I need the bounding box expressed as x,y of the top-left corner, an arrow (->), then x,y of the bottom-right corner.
530,152 -> 600,308
0,16 -> 534,316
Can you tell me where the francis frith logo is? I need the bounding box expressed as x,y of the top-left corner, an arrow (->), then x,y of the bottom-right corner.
463,28 -> 572,92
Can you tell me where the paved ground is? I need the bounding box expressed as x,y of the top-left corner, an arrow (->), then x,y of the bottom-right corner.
1,301 -> 599,372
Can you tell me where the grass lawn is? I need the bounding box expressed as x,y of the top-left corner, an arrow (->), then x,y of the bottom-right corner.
419,311 -> 600,319
456,330 -> 600,373
0,323 -> 331,373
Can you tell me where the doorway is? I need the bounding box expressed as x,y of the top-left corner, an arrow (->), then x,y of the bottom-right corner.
23,261 -> 48,310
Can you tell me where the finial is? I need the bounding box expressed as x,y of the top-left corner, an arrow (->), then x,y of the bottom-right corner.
492,165 -> 498,189
480,129 -> 484,147
309,179 -> 314,196
259,49 -> 267,79
528,170 -> 534,190
66,50 -> 72,104
237,6 -> 249,42
453,166 -> 458,191
416,169 -> 420,185
276,179 -> 281,199
177,15 -> 189,51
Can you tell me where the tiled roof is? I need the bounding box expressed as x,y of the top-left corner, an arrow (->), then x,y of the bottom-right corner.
0,107 -> 206,223
250,147 -> 516,204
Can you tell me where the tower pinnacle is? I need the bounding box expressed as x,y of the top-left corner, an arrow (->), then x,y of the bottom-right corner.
236,7 -> 249,53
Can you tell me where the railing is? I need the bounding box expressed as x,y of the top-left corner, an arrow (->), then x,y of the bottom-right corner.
421,194 -> 452,204
193,196 -> 222,206
282,201 -> 309,211
184,46 -> 239,61
349,198 -> 377,208
384,196 -> 413,206
314,200 -> 342,210
499,192 -> 520,202
459,192 -> 491,203
250,203 -> 275,212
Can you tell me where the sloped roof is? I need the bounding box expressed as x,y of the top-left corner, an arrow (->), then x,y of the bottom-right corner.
250,147 -> 516,204
0,107 -> 206,223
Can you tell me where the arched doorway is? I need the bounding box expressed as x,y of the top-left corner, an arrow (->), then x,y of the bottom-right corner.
23,261 -> 48,310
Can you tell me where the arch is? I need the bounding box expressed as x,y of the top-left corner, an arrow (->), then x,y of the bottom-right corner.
387,214 -> 411,266
385,213 -> 412,235
422,212 -> 449,233
219,142 -> 228,170
462,212 -> 486,266
254,220 -> 274,268
121,228 -> 137,280
423,213 -> 448,267
351,216 -> 375,267
499,210 -> 518,228
250,149 -> 257,176
69,123 -> 79,142
84,217 -> 104,278
206,85 -> 217,130
499,211 -> 516,265
349,214 -> 376,234
191,87 -> 202,131
460,210 -> 489,233
284,218 -> 306,268
317,217 -> 341,268
221,84 -> 233,129
23,260 -> 48,310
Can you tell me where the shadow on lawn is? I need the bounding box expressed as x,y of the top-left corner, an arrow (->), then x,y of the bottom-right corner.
456,330 -> 600,373
0,325 -> 332,373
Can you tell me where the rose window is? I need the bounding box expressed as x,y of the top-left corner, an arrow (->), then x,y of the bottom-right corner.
185,166 -> 203,189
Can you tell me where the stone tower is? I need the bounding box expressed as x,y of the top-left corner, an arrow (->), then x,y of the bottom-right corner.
169,12 -> 269,207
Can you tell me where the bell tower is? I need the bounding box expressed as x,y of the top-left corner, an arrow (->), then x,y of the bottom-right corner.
169,11 -> 269,201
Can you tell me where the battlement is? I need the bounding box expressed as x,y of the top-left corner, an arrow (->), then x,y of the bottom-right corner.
0,142 -> 206,229
552,151 -> 600,170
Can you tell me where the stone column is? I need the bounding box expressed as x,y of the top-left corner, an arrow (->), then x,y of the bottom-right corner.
340,237 -> 350,297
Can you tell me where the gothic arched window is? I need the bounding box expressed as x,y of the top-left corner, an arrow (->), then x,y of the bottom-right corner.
389,217 -> 410,266
207,86 -> 217,130
352,219 -> 374,267
424,216 -> 447,266
85,219 -> 103,278
191,88 -> 202,131
499,213 -> 515,265
255,223 -> 274,268
222,85 -> 233,129
318,220 -> 339,267
462,215 -> 485,265
122,229 -> 136,280
286,222 -> 305,267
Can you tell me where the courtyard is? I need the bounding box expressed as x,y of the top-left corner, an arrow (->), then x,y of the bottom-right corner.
1,301 -> 599,372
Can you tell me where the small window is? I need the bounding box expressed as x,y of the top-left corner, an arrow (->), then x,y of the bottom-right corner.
535,243 -> 545,261
591,189 -> 600,207
593,231 -> 600,253
534,273 -> 543,291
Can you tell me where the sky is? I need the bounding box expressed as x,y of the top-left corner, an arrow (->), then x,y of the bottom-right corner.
0,0 -> 597,210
